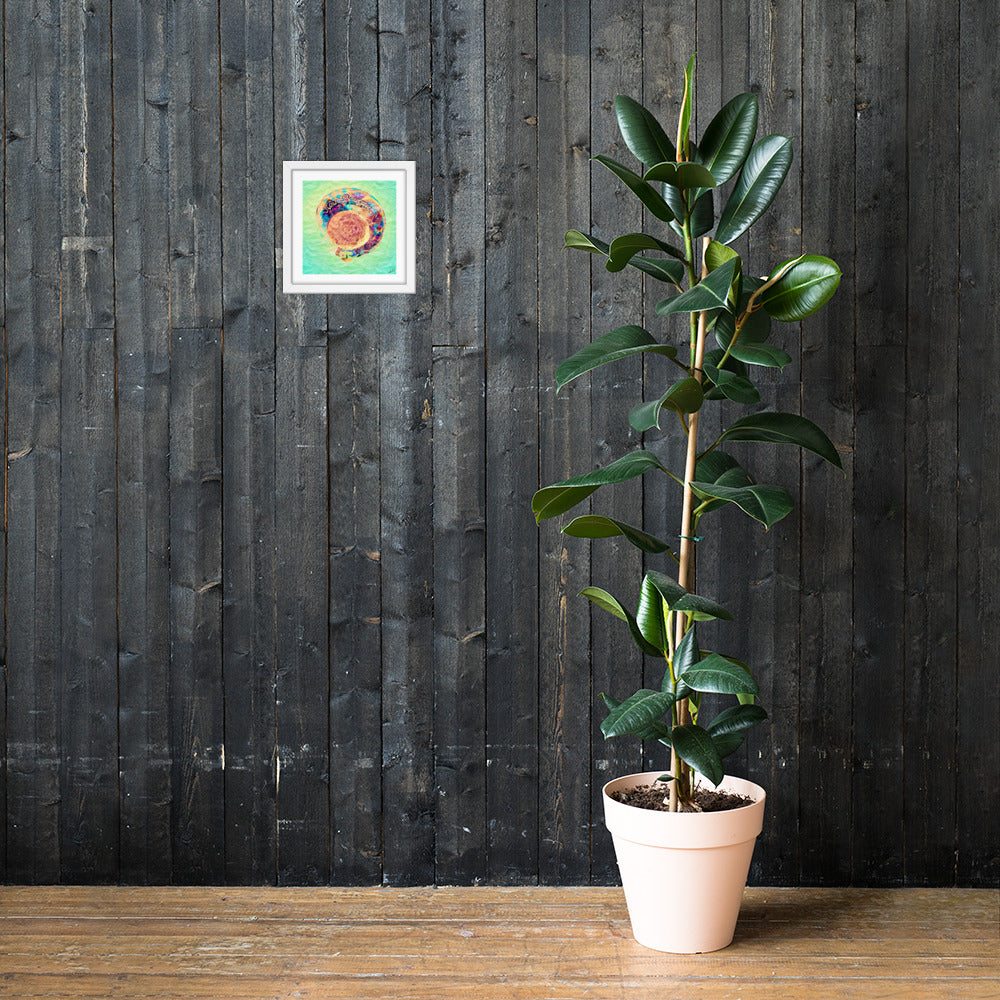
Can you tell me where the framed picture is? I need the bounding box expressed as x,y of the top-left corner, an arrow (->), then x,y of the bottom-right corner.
282,160 -> 416,294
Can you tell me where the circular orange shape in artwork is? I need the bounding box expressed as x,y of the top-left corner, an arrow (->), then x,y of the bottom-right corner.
327,210 -> 367,249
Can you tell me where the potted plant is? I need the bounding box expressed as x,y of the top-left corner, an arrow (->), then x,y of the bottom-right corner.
532,56 -> 842,953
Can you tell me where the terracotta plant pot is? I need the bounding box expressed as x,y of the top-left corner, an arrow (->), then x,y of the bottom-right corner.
603,771 -> 766,953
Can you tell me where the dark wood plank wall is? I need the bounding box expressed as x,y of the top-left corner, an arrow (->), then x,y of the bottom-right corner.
0,0 -> 996,888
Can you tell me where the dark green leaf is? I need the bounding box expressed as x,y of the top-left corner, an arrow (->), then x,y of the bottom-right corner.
606,232 -> 687,271
636,575 -> 669,653
564,229 -> 610,255
644,570 -> 734,622
688,188 -> 715,239
561,515 -> 676,557
592,155 -> 675,223
760,255 -> 842,321
671,724 -> 724,786
719,411 -> 843,468
672,624 -> 700,699
715,134 -> 794,244
556,325 -> 678,390
600,693 -> 671,742
711,731 -> 744,759
692,450 -> 752,514
702,364 -> 760,404
657,258 -> 739,315
705,240 -> 739,272
690,480 -> 794,529
654,291 -> 681,314
602,689 -> 675,739
707,703 -> 768,738
643,160 -> 717,188
615,95 -> 676,166
682,653 -> 759,696
629,377 -> 704,432
582,588 -> 663,658
628,255 -> 686,285
727,343 -> 792,368
532,450 -> 666,522
714,308 -> 771,350
698,92 -> 759,184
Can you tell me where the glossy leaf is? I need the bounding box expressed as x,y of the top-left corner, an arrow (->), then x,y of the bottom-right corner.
690,480 -> 794,529
698,92 -> 759,184
715,134 -> 794,244
556,325 -> 678,390
592,155 -> 675,223
636,575 -> 669,653
629,256 -> 686,285
602,689 -> 675,739
714,308 -> 771,350
682,653 -> 759,696
582,587 -> 663,658
645,570 -> 734,622
562,515 -> 676,557
705,240 -> 739,272
701,349 -> 751,401
688,188 -> 715,239
643,160 -> 717,188
707,703 -> 768,738
692,450 -> 752,514
671,724 -> 724,786
760,255 -> 842,321
702,364 -> 760,404
599,693 -> 670,742
532,450 -> 666,522
629,377 -> 704,432
711,731 -> 744,759
615,94 -> 676,166
728,343 -> 792,368
607,232 -> 686,272
672,625 -> 700,699
657,258 -> 739,316
718,411 -> 843,469
564,229 -> 610,255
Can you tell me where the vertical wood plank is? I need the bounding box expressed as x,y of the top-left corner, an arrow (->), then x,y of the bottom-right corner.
957,0 -> 1000,890
536,0 -> 592,885
60,0 -> 114,329
378,0 -> 436,887
113,0 -> 174,884
168,0 -> 223,328
484,0 -> 539,885
58,329 -> 118,882
325,0 -> 383,887
4,0 -> 63,884
272,0 -> 330,886
220,0 -> 278,885
587,1 -> 645,885
430,0 -> 488,885
799,0 -> 856,885
904,0 -> 959,886
169,328 -> 225,883
852,0 -> 907,886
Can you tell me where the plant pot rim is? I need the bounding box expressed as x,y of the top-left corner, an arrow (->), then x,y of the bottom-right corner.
603,771 -> 766,850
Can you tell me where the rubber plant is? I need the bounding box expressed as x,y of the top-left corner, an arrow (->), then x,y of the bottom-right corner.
533,57 -> 842,812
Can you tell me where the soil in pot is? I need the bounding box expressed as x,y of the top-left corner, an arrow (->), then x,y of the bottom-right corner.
609,783 -> 753,813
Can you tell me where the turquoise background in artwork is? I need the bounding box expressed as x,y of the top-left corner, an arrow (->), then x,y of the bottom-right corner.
302,179 -> 398,276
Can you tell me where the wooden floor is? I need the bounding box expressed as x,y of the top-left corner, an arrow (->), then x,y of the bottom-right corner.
0,887 -> 996,999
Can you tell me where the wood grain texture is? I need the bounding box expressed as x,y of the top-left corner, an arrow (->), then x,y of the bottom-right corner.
220,0 -> 278,885
0,0 -> 996,890
430,0 -> 488,887
0,887 -> 995,999
852,0 -> 908,887
112,0 -> 174,885
325,0 -> 383,887
169,328 -> 225,883
377,0 -> 436,887
483,0 -> 540,884
537,0 -> 592,885
957,0 -> 1000,889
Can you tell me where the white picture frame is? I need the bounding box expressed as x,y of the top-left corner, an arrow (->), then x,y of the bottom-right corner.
282,160 -> 416,294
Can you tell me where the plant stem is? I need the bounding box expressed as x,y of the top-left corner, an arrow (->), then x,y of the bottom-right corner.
669,237 -> 711,812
